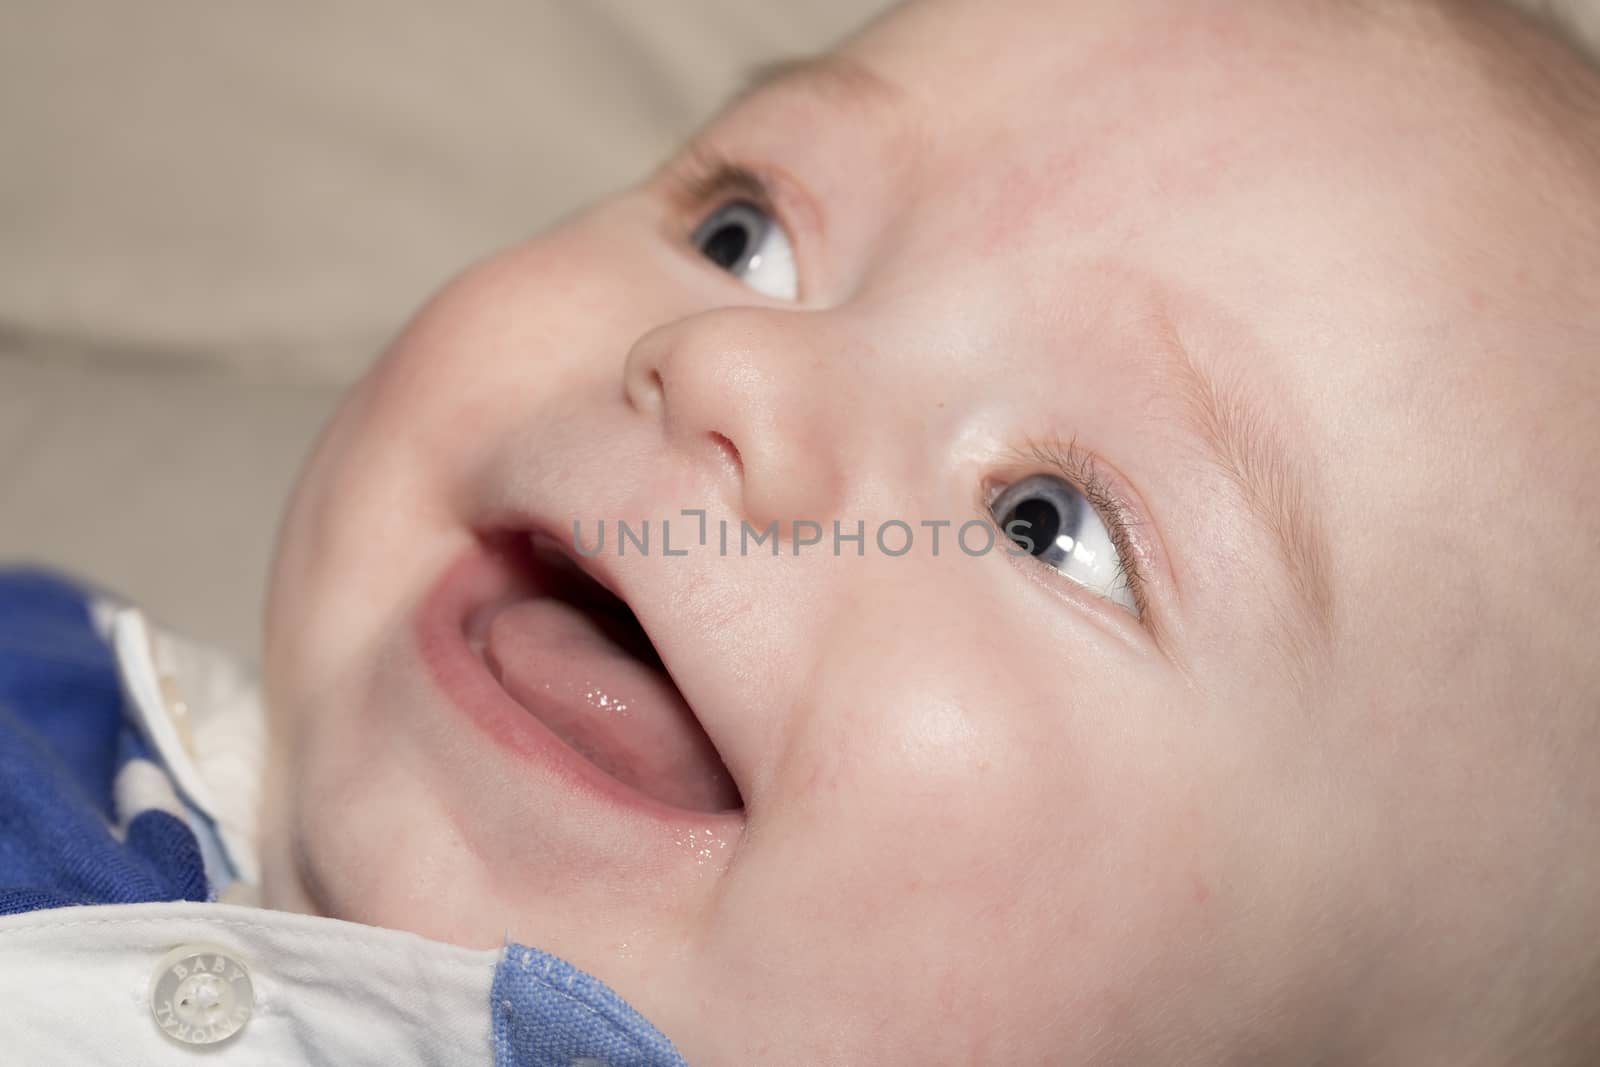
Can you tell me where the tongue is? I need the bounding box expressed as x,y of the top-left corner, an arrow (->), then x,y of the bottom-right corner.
481,598 -> 739,812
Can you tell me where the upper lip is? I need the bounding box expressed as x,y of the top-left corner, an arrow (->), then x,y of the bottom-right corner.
528,523 -> 627,603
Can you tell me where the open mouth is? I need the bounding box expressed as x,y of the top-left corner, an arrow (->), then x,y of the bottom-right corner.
462,530 -> 742,814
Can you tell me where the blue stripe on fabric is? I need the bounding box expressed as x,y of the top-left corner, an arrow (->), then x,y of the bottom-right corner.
181,795 -> 236,895
117,723 -> 157,766
491,943 -> 689,1067
0,565 -> 125,819
0,699 -> 209,913
0,565 -> 211,915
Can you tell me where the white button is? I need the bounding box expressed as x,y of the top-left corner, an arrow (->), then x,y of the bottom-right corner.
149,943 -> 254,1046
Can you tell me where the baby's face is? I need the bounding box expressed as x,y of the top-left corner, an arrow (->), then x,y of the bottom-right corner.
260,1 -> 1600,1062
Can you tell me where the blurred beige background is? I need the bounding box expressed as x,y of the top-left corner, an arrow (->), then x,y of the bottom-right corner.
0,1 -> 892,657
1,0 -> 1596,659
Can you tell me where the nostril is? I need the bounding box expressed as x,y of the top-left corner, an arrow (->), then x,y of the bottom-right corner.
626,366 -> 666,413
707,431 -> 743,478
640,368 -> 665,412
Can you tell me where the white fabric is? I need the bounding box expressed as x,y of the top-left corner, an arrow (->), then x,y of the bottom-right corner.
103,601 -> 266,886
0,901 -> 500,1066
111,758 -> 187,828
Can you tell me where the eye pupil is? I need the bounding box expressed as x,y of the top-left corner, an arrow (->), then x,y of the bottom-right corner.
688,198 -> 797,300
700,220 -> 751,270
1005,496 -> 1061,557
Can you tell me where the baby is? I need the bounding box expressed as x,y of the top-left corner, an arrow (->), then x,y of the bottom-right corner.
4,0 -> 1600,1063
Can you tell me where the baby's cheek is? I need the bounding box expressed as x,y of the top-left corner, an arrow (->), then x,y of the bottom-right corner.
342,201 -> 688,477
779,711 -> 1243,1057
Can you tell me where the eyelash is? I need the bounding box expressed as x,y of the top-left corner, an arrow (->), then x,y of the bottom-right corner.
992,436 -> 1150,622
666,142 -> 781,232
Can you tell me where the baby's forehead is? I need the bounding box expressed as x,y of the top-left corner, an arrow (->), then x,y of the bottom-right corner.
829,0 -> 1597,176
752,0 -> 1600,345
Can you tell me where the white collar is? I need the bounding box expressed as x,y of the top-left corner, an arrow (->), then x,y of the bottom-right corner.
0,898 -> 501,1064
91,598 -> 265,889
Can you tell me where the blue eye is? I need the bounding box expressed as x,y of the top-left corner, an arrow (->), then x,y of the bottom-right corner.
691,200 -> 798,301
990,474 -> 1136,612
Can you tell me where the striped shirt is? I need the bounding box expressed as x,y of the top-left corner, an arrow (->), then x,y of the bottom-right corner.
0,566 -> 687,1066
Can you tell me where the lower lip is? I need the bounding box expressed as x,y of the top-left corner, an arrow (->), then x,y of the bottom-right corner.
414,537 -> 739,827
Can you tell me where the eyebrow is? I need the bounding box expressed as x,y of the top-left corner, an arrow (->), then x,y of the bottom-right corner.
729,53 -> 904,116
1147,307 -> 1337,665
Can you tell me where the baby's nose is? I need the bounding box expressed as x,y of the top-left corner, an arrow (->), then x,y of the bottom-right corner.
622,306 -> 847,534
